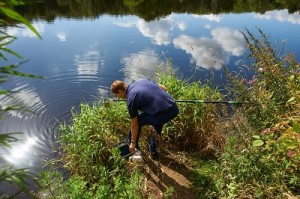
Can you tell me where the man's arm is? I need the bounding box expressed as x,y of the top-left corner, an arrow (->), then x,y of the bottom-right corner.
129,116 -> 139,153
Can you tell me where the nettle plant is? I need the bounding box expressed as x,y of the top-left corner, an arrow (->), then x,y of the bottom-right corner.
225,30 -> 299,130
253,117 -> 300,190
221,29 -> 300,197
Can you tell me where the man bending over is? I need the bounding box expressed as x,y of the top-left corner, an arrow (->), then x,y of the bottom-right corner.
111,79 -> 179,159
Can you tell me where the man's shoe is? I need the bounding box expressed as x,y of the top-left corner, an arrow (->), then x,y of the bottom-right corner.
150,151 -> 159,160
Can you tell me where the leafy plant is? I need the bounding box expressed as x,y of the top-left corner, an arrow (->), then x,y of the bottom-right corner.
163,186 -> 175,199
224,28 -> 299,131
0,0 -> 43,198
218,28 -> 300,198
0,166 -> 38,198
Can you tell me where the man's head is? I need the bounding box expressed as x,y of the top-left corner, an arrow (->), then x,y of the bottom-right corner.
111,80 -> 127,99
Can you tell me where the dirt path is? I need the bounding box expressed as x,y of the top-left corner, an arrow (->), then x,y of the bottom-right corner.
140,150 -> 198,199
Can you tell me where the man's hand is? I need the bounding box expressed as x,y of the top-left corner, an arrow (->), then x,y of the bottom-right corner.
129,142 -> 136,153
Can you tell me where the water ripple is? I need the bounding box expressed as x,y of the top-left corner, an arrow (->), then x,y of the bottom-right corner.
0,65 -> 113,170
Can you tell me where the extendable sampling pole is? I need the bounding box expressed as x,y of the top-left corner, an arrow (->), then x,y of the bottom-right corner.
104,99 -> 245,105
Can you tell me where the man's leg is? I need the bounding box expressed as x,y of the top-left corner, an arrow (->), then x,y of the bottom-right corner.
149,125 -> 162,157
148,106 -> 179,158
137,106 -> 179,158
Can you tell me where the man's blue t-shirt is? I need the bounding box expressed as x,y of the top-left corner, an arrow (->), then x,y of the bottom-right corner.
126,79 -> 175,119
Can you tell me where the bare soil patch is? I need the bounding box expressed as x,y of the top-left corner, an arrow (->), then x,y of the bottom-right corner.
138,150 -> 198,199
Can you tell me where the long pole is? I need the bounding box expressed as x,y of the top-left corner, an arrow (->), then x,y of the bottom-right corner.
104,99 -> 245,105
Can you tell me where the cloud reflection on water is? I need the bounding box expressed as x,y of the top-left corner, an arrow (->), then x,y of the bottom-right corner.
137,17 -> 174,45
173,28 -> 245,70
193,14 -> 224,22
121,49 -> 161,83
115,14 -> 245,70
56,32 -> 67,42
254,9 -> 300,25
115,15 -> 186,46
0,85 -> 45,168
6,22 -> 45,38
75,45 -> 101,76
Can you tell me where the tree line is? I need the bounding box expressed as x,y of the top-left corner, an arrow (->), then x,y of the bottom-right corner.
9,0 -> 300,22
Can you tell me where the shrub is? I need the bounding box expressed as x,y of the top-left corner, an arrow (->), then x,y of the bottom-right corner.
59,102 -> 128,183
224,28 -> 299,131
39,101 -> 143,198
156,67 -> 227,155
218,29 -> 300,198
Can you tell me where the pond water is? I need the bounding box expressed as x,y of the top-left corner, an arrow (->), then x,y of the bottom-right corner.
0,0 -> 300,191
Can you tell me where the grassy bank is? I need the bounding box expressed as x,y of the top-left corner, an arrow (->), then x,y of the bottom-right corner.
193,30 -> 300,198
39,30 -> 300,198
39,68 -> 226,198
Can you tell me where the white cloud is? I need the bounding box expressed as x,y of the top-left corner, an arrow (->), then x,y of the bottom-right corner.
121,49 -> 165,83
115,18 -> 173,45
173,28 -> 245,70
56,32 -> 67,42
75,46 -> 100,76
173,35 -> 225,70
254,9 -> 300,24
194,14 -> 224,22
137,18 -> 174,45
204,24 -> 212,29
113,21 -> 137,28
211,28 -> 245,56
6,22 -> 45,38
177,21 -> 187,31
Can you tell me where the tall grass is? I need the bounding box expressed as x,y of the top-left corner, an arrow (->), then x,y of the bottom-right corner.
39,66 -> 227,198
215,29 -> 300,198
40,101 -> 142,198
156,68 -> 227,155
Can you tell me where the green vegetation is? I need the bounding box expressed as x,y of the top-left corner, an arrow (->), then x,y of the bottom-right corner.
193,29 -> 300,198
0,0 -> 42,198
39,68 -> 226,198
39,101 -> 142,198
214,29 -> 300,198
39,29 -> 300,198
2,1 -> 299,198
10,0 -> 300,22
157,69 -> 227,154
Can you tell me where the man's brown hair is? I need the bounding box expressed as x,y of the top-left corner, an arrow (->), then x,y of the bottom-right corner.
111,80 -> 126,94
